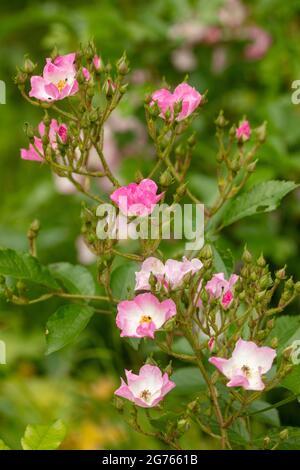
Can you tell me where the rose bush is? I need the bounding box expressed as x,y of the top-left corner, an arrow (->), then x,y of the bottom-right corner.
0,42 -> 299,450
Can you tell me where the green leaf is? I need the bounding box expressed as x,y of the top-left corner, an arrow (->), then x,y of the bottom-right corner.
124,337 -> 141,351
247,400 -> 280,427
0,248 -> 58,289
212,246 -> 234,277
221,180 -> 298,228
110,262 -> 139,301
0,439 -> 10,450
21,420 -> 66,450
149,412 -> 178,432
281,365 -> 300,396
46,304 -> 94,354
171,367 -> 206,395
49,262 -> 95,296
267,315 -> 300,354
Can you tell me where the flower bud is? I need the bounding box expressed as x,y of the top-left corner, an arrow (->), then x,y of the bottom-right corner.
215,110 -> 228,128
247,160 -> 257,173
275,267 -> 286,280
177,418 -> 190,433
279,429 -> 289,440
116,54 -> 129,75
255,121 -> 267,143
271,337 -> 278,348
159,170 -> 173,188
263,436 -> 271,449
199,244 -> 213,260
89,109 -> 98,123
24,123 -> 34,140
257,254 -> 266,267
23,57 -> 36,74
259,274 -> 271,290
242,247 -> 252,263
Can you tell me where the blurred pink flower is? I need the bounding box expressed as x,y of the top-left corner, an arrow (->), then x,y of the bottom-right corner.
110,179 -> 163,216
115,364 -> 175,407
243,26 -> 272,60
29,53 -> 79,101
76,235 -> 96,265
209,338 -> 276,391
151,83 -> 202,121
21,119 -> 67,161
171,47 -> 197,72
116,293 -> 176,339
219,0 -> 247,29
236,120 -> 251,141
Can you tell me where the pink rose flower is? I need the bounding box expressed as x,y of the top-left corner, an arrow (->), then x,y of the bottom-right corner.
116,292 -> 176,339
164,257 -> 203,289
135,257 -> 165,291
205,272 -> 239,309
209,338 -> 276,391
20,119 -> 67,161
110,179 -> 163,216
29,53 -> 83,101
135,256 -> 203,291
151,83 -> 202,121
114,364 -> 175,408
236,120 -> 251,141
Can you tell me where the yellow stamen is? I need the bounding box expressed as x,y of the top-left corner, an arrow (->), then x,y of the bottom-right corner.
56,79 -> 67,93
140,315 -> 152,324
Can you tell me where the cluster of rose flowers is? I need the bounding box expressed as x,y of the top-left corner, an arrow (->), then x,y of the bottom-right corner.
168,0 -> 272,74
19,50 -> 275,411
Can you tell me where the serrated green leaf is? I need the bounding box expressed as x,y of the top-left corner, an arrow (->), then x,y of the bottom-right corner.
49,262 -> 95,297
221,180 -> 298,228
0,439 -> 10,450
110,262 -> 139,301
21,420 -> 66,450
0,248 -> 58,289
46,304 -> 94,354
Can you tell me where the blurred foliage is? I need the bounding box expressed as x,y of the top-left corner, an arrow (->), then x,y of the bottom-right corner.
1,0 -> 300,449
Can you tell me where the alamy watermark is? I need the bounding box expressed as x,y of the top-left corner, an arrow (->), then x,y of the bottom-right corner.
96,202 -> 204,251
0,80 -> 6,104
0,340 -> 6,364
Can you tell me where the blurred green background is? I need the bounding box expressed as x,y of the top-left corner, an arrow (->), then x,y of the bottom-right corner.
1,0 -> 300,449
